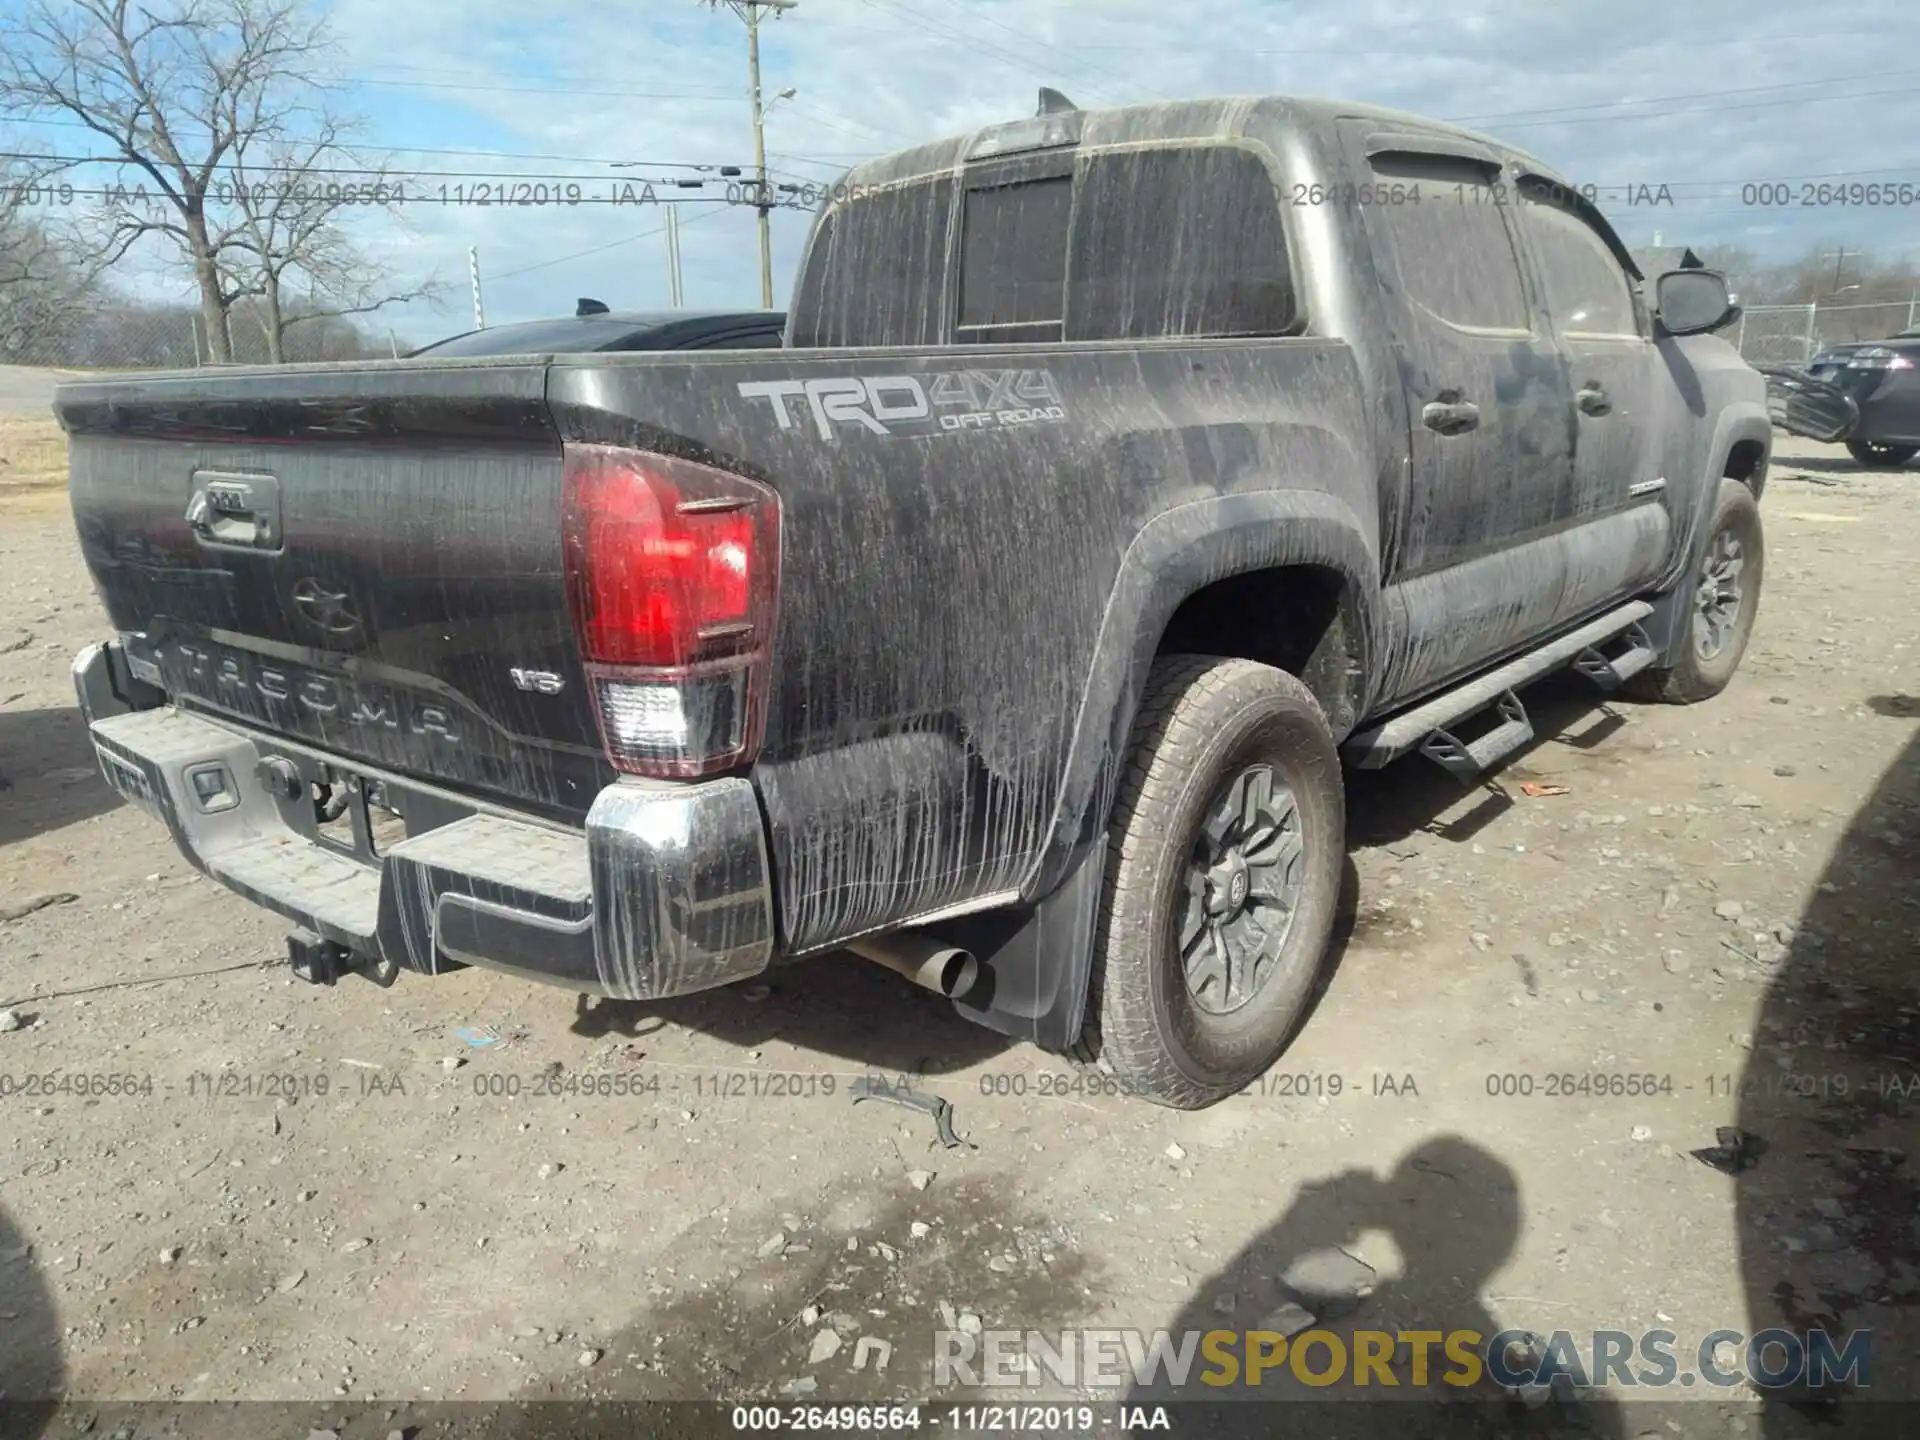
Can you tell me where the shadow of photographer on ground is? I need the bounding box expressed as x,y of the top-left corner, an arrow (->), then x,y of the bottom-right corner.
1129,1135 -> 1628,1438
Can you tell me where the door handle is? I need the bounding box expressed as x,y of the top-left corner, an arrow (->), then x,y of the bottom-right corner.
1421,398 -> 1481,435
1576,384 -> 1612,416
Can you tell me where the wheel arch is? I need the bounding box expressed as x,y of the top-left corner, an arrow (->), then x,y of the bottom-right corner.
1643,400 -> 1771,667
1024,490 -> 1381,908
943,491 -> 1380,1052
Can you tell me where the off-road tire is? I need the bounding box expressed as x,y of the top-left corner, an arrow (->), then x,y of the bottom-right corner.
1845,440 -> 1918,468
1072,655 -> 1344,1110
1627,479 -> 1765,704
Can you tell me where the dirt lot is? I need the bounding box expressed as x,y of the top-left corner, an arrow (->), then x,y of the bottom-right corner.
0,435 -> 1914,1438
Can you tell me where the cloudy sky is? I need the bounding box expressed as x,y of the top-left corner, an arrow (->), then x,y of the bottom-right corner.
20,0 -> 1920,341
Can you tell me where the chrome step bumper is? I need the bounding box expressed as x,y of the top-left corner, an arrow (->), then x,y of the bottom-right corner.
75,641 -> 774,999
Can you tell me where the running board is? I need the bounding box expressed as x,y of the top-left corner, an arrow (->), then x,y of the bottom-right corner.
1418,688 -> 1532,781
1573,622 -> 1656,691
1344,601 -> 1654,772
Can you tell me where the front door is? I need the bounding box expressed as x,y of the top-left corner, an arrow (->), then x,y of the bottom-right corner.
1511,179 -> 1670,604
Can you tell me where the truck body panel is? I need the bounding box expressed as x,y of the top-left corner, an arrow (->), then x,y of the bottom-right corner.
57,92 -> 1766,1055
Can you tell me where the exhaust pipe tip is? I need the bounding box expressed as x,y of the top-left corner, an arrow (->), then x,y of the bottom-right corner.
931,948 -> 979,1000
848,933 -> 981,1001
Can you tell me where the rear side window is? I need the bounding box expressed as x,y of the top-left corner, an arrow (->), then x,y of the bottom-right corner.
1515,186 -> 1639,337
1067,146 -> 1295,340
1363,153 -> 1530,332
956,175 -> 1073,343
788,176 -> 953,348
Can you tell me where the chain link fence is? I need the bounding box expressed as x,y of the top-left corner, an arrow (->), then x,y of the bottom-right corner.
1733,300 -> 1919,368
10,288 -> 1918,373
1,301 -> 401,370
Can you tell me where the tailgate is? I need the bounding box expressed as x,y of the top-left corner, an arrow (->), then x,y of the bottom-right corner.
58,358 -> 611,820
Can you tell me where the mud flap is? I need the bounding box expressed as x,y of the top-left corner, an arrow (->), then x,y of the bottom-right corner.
942,843 -> 1105,1050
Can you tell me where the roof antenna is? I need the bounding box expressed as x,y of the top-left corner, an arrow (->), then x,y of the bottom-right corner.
1036,87 -> 1078,117
576,297 -> 610,317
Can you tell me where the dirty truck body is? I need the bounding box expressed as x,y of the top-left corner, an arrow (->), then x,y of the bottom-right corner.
59,96 -> 1770,1108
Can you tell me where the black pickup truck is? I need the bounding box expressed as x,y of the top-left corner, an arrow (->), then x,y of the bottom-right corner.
58,93 -> 1770,1108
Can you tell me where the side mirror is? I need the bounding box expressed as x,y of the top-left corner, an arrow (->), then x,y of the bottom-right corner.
1655,269 -> 1739,337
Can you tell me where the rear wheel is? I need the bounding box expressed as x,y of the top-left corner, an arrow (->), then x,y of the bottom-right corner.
1845,439 -> 1918,467
1627,479 -> 1764,704
1075,655 -> 1344,1110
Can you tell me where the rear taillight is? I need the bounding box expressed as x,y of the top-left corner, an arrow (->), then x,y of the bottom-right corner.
562,443 -> 780,779
1845,346 -> 1916,371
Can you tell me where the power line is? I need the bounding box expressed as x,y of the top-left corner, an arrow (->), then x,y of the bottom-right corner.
352,61 -> 740,93
1479,83 -> 1919,132
790,17 -> 1911,56
1,148 -> 838,191
702,0 -> 801,309
855,0 -> 1133,107
924,0 -> 1164,101
1078,28 -> 1912,56
2,150 -> 726,182
1445,67 -> 1918,125
8,186 -> 809,211
7,116 -> 749,169
351,76 -> 749,101
489,202 -> 732,280
784,103 -> 916,144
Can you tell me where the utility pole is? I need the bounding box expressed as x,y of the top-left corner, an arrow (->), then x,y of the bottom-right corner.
706,0 -> 796,308
664,205 -> 685,306
468,245 -> 486,330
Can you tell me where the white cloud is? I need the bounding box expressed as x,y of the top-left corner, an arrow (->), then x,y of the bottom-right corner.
162,0 -> 1920,339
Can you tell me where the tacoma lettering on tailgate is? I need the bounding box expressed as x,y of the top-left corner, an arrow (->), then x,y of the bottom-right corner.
169,640 -> 461,744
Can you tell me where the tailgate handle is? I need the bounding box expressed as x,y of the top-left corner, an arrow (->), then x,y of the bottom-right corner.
186,472 -> 281,552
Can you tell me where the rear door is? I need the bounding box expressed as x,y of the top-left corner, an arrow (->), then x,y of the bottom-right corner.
1510,179 -> 1669,601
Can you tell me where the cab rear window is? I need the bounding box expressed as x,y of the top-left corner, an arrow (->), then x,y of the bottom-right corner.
789,144 -> 1298,347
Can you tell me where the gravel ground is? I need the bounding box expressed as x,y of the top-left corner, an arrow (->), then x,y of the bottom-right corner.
0,366 -> 66,419
0,435 -> 1914,1438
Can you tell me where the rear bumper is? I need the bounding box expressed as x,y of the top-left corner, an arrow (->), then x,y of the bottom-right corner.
73,640 -> 776,999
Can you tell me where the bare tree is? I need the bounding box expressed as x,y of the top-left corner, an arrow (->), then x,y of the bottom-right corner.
0,159 -> 103,362
220,121 -> 440,362
0,0 -> 407,363
1693,245 -> 1762,297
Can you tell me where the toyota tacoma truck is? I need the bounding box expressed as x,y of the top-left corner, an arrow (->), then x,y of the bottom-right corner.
57,93 -> 1771,1109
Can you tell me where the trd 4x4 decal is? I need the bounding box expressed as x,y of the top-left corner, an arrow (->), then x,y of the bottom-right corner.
738,370 -> 1065,439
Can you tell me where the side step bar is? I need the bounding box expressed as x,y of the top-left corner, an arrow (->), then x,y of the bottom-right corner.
1417,689 -> 1532,781
1573,622 -> 1656,691
1344,600 -> 1654,774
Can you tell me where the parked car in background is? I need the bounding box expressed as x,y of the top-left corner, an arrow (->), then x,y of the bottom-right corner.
1798,329 -> 1920,465
408,303 -> 786,357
